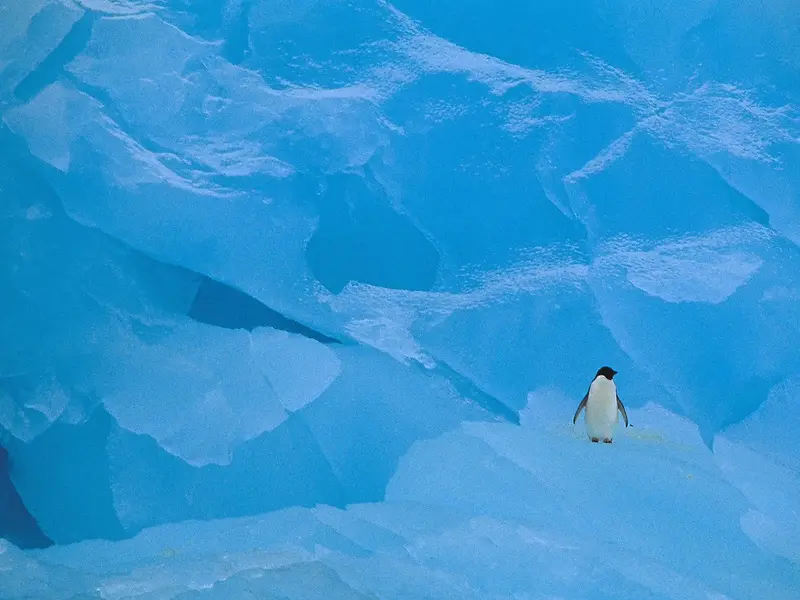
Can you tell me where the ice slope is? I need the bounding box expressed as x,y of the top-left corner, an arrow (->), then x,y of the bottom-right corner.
1,0 -> 800,597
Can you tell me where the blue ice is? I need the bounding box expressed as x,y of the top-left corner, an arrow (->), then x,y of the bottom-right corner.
1,0 -> 799,598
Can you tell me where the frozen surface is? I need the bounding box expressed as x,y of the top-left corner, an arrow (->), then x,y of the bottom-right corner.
1,0 -> 800,597
4,399 -> 800,599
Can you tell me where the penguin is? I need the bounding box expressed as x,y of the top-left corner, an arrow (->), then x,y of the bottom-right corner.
572,366 -> 629,443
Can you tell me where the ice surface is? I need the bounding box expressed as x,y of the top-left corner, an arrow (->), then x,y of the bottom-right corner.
1,0 -> 800,597
4,399 -> 800,599
0,448 -> 51,550
0,0 -> 84,101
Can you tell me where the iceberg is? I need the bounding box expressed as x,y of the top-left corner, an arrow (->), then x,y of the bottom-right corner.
1,0 -> 799,597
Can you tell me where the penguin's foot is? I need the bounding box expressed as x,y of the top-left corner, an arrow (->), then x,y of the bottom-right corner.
590,438 -> 599,443
603,438 -> 613,444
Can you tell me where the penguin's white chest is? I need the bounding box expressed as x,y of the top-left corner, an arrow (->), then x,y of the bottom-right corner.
584,377 -> 618,440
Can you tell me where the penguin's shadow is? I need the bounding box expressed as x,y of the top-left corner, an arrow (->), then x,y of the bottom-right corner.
557,422 -> 697,454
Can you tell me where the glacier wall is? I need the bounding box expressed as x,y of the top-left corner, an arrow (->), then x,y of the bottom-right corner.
1,0 -> 800,597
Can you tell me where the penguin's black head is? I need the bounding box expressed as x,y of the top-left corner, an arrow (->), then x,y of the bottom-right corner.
596,366 -> 617,380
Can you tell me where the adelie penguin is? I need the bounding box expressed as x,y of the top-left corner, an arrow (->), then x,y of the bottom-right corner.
572,366 -> 629,443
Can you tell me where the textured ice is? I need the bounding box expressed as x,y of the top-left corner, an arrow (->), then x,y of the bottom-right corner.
0,0 -> 84,100
1,0 -> 800,597
3,399 -> 800,599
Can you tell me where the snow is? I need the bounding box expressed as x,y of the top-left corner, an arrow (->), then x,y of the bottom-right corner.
1,0 -> 799,597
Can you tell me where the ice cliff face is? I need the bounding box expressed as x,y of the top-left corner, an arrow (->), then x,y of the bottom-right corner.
1,1 -> 799,598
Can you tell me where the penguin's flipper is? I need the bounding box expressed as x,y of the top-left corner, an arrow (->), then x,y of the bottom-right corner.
572,390 -> 589,424
616,393 -> 629,427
